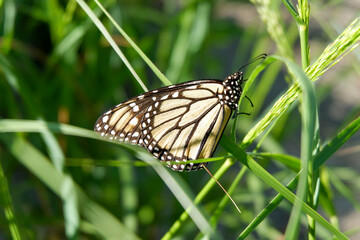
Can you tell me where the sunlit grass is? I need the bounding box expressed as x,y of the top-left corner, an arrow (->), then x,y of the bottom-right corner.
0,0 -> 359,239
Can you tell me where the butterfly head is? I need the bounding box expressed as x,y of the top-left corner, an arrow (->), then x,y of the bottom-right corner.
222,71 -> 244,114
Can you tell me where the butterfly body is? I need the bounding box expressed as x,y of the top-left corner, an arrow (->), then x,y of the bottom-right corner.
95,71 -> 244,172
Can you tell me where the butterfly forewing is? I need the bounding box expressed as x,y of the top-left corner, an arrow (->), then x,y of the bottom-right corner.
95,73 -> 243,172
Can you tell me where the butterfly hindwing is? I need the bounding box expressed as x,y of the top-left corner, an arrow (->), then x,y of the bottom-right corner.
95,73 -> 243,172
141,83 -> 232,171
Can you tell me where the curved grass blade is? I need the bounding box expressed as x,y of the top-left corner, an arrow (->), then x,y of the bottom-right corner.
0,119 -> 218,238
237,116 -> 360,239
92,0 -> 172,86
0,134 -> 141,240
76,0 -> 149,91
220,135 -> 348,240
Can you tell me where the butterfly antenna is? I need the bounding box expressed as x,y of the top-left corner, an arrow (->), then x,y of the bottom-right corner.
202,164 -> 241,214
238,53 -> 267,72
245,95 -> 254,107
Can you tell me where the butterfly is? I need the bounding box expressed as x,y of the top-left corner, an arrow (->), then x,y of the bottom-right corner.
94,54 -> 266,172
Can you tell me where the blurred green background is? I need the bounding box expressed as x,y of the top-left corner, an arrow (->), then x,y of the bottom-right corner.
1,0 -> 359,239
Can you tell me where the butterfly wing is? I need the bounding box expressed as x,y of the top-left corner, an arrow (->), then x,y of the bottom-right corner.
95,79 -> 235,172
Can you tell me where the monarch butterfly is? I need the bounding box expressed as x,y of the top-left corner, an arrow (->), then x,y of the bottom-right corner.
94,54 -> 266,172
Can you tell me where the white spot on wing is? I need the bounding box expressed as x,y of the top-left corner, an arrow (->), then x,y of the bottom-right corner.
129,117 -> 138,126
102,115 -> 109,123
133,105 -> 139,112
172,92 -> 179,98
161,94 -> 169,100
132,132 -> 139,137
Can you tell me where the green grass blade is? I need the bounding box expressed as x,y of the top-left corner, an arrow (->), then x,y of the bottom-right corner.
237,116 -> 360,239
0,119 -> 218,238
297,0 -> 310,70
242,18 -> 360,148
0,119 -> 97,139
0,134 -> 140,240
253,152 -> 300,172
2,113 -> 358,239
165,2 -> 210,84
164,158 -> 235,239
220,135 -> 348,240
139,153 -> 219,239
281,0 -> 303,24
238,174 -> 298,240
239,57 -> 275,113
76,0 -> 149,91
268,56 -> 317,239
93,0 -> 172,86
210,166 -> 247,227
0,160 -> 22,240
329,168 -> 360,212
319,167 -> 339,228
306,18 -> 360,81
1,0 -> 16,54
1,40 -> 80,238
38,119 -> 80,238
2,1 -> 359,238
118,158 -> 138,232
252,0 -> 295,60
314,117 -> 360,169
